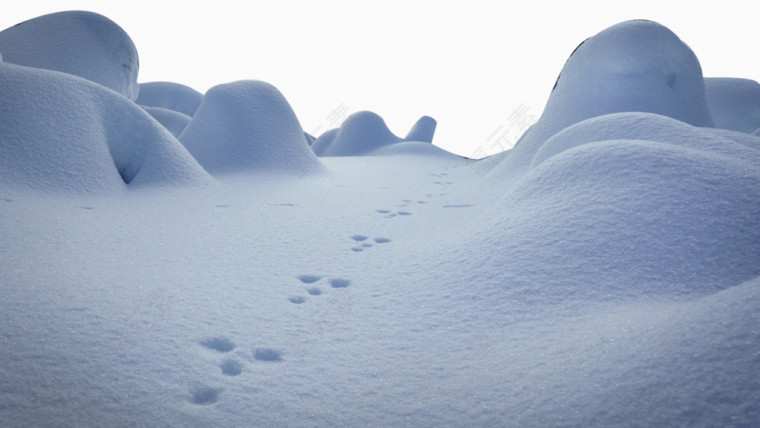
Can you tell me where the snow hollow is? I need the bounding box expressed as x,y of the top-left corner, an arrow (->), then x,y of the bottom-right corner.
1,13 -> 759,427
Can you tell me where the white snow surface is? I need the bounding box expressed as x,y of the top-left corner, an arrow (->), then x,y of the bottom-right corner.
1,15 -> 759,428
136,81 -> 205,117
705,77 -> 760,134
0,11 -> 140,100
180,80 -> 323,176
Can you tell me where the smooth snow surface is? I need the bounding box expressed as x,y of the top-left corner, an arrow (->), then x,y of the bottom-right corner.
1,14 -> 759,428
705,77 -> 760,134
0,11 -> 139,100
137,81 -> 204,117
180,80 -> 323,176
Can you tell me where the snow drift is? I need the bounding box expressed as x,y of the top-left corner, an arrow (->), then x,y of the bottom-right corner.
0,62 -> 211,194
704,77 -> 760,134
143,106 -> 192,138
0,11 -> 140,100
136,81 -> 204,117
179,80 -> 323,175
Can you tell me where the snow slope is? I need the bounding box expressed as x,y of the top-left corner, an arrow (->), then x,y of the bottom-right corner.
1,13 -> 759,428
705,77 -> 760,134
0,11 -> 140,100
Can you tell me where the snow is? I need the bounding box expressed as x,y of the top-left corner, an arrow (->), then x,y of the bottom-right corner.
404,115 -> 437,143
143,106 -> 192,138
0,62 -> 210,194
0,11 -> 139,100
1,13 -> 759,427
136,81 -> 205,117
705,77 -> 760,134
179,80 -> 323,176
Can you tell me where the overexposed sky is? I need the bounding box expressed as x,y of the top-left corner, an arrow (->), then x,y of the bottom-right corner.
2,1 -> 757,157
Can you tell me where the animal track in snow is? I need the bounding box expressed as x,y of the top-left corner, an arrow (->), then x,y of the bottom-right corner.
297,274 -> 321,284
442,204 -> 473,208
289,296 -> 306,304
200,337 -> 235,353
350,235 -> 369,242
220,359 -> 243,376
307,287 -> 322,296
190,386 -> 222,405
374,237 -> 391,244
376,209 -> 391,214
329,278 -> 351,288
254,347 -> 283,362
397,211 -> 412,216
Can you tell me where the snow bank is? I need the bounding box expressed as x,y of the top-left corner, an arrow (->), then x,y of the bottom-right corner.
369,141 -> 460,158
485,20 -> 715,180
470,138 -> 760,299
136,81 -> 204,117
404,116 -> 437,143
0,11 -> 140,100
179,80 -> 323,175
143,106 -> 192,138
0,62 -> 210,194
705,77 -> 760,134
318,111 -> 403,156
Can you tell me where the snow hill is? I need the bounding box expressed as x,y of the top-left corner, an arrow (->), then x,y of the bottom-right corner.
136,81 -> 205,117
1,12 -> 759,427
0,11 -> 140,100
179,80 -> 323,176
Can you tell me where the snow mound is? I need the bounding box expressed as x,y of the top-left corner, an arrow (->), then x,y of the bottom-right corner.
304,132 -> 316,146
472,139 -> 760,300
136,81 -> 204,117
0,62 -> 210,194
143,106 -> 192,138
310,128 -> 338,156
179,80 -> 323,175
531,112 -> 760,168
705,78 -> 760,134
404,116 -> 437,143
318,111 -> 403,156
0,11 -> 139,100
485,20 -> 715,181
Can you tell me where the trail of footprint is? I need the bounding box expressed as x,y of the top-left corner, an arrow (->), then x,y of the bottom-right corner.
329,278 -> 351,288
220,359 -> 243,376
200,337 -> 235,353
254,348 -> 283,362
297,274 -> 321,284
190,386 -> 223,405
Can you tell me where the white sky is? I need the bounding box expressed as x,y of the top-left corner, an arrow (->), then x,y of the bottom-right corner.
2,1 -> 757,158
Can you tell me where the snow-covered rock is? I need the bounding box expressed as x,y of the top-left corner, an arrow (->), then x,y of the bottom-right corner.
405,116 -> 437,143
0,11 -> 140,100
179,80 -> 323,175
705,77 -> 760,134
486,20 -> 715,181
319,111 -> 403,156
0,62 -> 210,194
143,106 -> 192,138
136,81 -> 204,117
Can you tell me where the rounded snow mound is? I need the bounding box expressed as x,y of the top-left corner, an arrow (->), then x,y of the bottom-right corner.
486,20 -> 715,181
179,80 -> 323,175
0,11 -> 140,100
369,141 -> 459,158
319,111 -> 402,156
474,139 -> 760,300
405,116 -> 437,143
704,78 -> 760,134
143,106 -> 192,138
0,63 -> 210,194
136,81 -> 204,117
311,128 -> 338,156
531,112 -> 760,168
